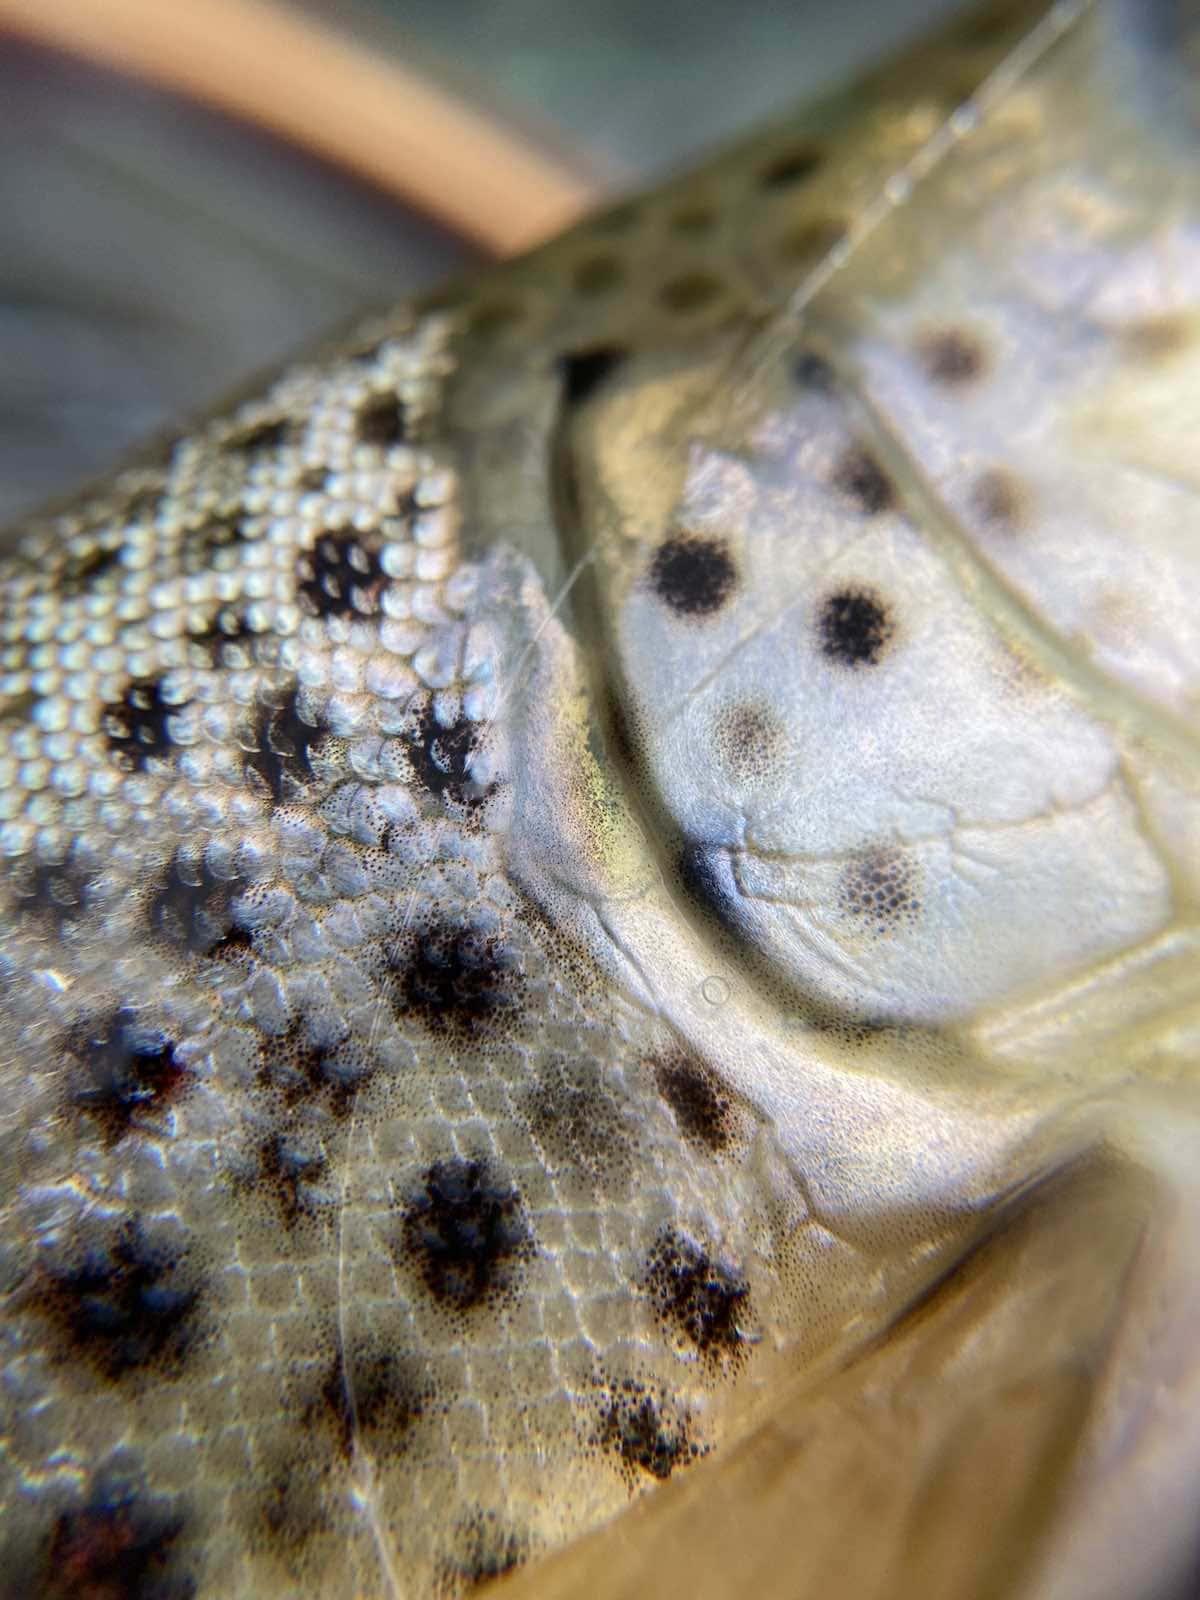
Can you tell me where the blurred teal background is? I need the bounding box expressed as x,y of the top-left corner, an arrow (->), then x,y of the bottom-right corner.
0,0 -> 970,523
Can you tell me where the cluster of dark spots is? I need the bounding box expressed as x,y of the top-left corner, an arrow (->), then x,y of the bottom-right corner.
68,1006 -> 186,1143
243,685 -> 324,802
256,1024 -> 369,1120
255,1130 -> 331,1228
793,349 -> 835,390
918,325 -> 989,386
390,919 -> 524,1037
643,1229 -> 751,1369
355,390 -> 408,447
297,465 -> 332,493
104,677 -> 189,772
406,703 -> 489,807
560,345 -> 628,409
658,271 -> 722,314
399,1157 -> 533,1313
648,534 -> 737,618
40,1454 -> 192,1600
296,528 -> 384,618
29,1215 -> 205,1381
440,1510 -> 530,1593
312,1343 -> 431,1459
572,253 -> 625,296
758,144 -> 823,188
12,853 -> 93,930
187,606 -> 259,669
181,515 -> 255,575
776,215 -> 847,266
838,846 -> 920,934
831,445 -> 895,515
712,700 -> 783,783
523,1055 -> 635,1189
149,852 -> 246,956
224,415 -> 296,457
653,1050 -> 736,1153
817,586 -> 895,668
60,539 -> 124,598
593,1375 -> 704,1484
971,466 -> 1027,532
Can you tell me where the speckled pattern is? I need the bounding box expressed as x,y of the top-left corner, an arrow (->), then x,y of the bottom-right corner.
4,4 -> 1200,1598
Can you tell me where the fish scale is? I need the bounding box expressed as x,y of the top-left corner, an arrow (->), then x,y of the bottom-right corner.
3,2 -> 1200,1598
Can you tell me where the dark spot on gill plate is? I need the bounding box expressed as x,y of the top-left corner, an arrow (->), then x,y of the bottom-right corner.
649,535 -> 738,618
817,586 -> 895,668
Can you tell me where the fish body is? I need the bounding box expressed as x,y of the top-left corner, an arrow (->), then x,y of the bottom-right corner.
3,3 -> 1200,1597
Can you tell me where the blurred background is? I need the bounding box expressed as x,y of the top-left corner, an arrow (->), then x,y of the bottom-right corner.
0,0 -> 974,524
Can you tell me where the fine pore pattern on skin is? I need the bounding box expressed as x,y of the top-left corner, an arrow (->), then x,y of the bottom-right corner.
3,4 -> 1200,1600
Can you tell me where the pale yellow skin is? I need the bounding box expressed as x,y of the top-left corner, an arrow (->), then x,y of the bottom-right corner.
1,2 -> 1198,1598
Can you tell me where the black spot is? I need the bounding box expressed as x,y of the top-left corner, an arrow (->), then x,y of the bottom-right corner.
243,686 -> 323,802
314,1344 -> 430,1459
40,1454 -> 192,1600
677,840 -> 743,934
649,535 -> 737,617
559,345 -> 627,409
391,920 -> 523,1037
104,678 -> 188,772
12,854 -> 93,931
919,326 -> 988,385
643,1229 -> 750,1369
658,272 -> 722,313
653,1051 -> 736,1153
225,416 -> 293,457
832,446 -> 895,515
444,1511 -> 529,1591
354,391 -> 408,447
297,528 -> 384,618
31,1216 -> 204,1382
149,853 -> 245,957
573,254 -> 625,296
817,587 -> 895,668
60,541 -> 124,598
838,846 -> 920,933
406,705 -> 487,807
759,145 -> 823,188
594,1376 -> 702,1484
69,1007 -> 186,1144
298,465 -> 331,492
399,1157 -> 532,1313
793,350 -> 835,390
